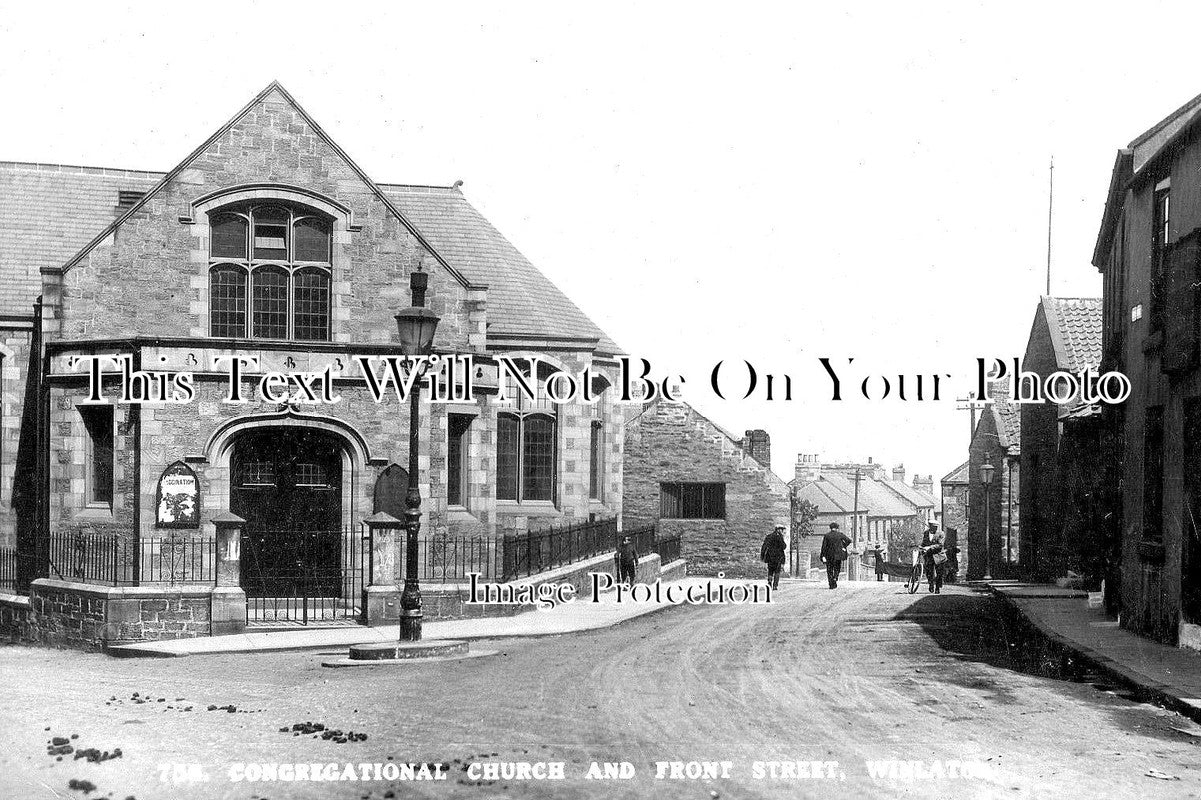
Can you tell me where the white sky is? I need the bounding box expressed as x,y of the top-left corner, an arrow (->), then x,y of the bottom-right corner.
2,1 -> 1198,486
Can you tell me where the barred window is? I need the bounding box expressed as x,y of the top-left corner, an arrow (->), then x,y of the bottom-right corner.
660,482 -> 725,520
207,202 -> 332,340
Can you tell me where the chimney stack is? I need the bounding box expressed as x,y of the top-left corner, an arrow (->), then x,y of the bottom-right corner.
892,464 -> 906,483
794,453 -> 821,484
913,474 -> 934,496
743,429 -> 771,468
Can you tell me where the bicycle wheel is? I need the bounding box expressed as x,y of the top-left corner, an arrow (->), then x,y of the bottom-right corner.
908,564 -> 921,594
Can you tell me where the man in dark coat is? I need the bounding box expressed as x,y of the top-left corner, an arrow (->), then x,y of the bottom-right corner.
760,524 -> 788,590
617,536 -> 639,586
820,522 -> 852,589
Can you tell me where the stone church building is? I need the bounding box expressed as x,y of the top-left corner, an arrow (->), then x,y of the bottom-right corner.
0,83 -> 625,643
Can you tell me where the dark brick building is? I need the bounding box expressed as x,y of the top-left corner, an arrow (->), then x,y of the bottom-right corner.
940,461 -> 969,579
1017,297 -> 1104,585
967,380 -> 1021,580
623,400 -> 790,578
1092,90 -> 1201,647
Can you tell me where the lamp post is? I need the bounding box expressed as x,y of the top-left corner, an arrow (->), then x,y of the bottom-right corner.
394,271 -> 440,642
980,462 -> 995,581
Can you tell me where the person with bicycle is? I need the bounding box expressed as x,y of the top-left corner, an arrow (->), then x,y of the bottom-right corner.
920,522 -> 946,594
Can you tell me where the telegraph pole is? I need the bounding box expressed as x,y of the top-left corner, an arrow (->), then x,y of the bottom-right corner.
1046,156 -> 1054,296
852,467 -> 861,581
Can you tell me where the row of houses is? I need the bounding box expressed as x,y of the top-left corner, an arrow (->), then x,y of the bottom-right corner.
791,456 -> 938,574
943,88 -> 1201,652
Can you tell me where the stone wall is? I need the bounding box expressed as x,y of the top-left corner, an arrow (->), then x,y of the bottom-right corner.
624,401 -> 790,578
7,580 -> 214,651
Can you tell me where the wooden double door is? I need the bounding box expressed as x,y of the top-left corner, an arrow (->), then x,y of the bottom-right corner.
231,428 -> 343,598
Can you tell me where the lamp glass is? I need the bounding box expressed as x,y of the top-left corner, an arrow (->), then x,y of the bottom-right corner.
980,463 -> 995,485
394,307 -> 440,354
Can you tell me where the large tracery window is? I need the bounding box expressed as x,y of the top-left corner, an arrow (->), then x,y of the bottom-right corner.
496,363 -> 558,503
208,203 -> 332,340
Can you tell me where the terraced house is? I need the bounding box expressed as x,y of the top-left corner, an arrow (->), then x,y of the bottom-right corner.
1093,89 -> 1201,647
0,83 -> 632,647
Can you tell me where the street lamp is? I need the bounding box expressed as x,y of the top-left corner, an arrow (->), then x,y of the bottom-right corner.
394,270 -> 440,641
980,462 -> 995,581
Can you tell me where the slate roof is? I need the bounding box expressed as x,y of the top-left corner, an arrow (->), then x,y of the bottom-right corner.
1041,297 -> 1102,374
1129,90 -> 1201,176
941,460 -> 969,485
980,378 -> 1021,454
0,162 -> 162,317
794,478 -> 859,515
821,473 -> 914,518
0,84 -> 621,356
882,479 -> 936,509
380,185 -> 620,355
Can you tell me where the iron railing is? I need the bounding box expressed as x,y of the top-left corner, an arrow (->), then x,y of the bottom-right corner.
46,533 -> 218,586
623,524 -> 657,558
653,534 -> 682,565
241,528 -> 365,624
502,516 -> 618,580
414,534 -> 503,583
0,546 -> 16,592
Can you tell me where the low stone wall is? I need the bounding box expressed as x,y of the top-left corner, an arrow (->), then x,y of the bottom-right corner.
660,558 -> 687,583
3,580 -> 214,651
0,593 -> 31,642
368,551 -> 676,625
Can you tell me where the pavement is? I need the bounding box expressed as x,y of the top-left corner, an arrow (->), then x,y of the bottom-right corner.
6,580 -> 1201,799
108,576 -> 753,658
990,581 -> 1201,724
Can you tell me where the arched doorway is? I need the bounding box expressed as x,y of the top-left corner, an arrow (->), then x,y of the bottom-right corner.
231,427 -> 355,622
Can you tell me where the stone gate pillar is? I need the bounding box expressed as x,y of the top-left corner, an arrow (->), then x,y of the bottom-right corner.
211,511 -> 247,636
363,512 -> 402,626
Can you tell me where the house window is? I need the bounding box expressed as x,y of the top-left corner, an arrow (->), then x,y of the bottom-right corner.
496,364 -> 557,503
660,482 -> 726,520
589,422 -> 604,501
80,405 -> 114,507
447,414 -> 472,507
208,203 -> 332,340
1143,406 -> 1164,541
1151,181 -> 1170,331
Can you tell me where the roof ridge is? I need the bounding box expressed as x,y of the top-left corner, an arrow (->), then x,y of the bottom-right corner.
1129,90 -> 1201,148
51,81 -> 481,292
0,160 -> 165,179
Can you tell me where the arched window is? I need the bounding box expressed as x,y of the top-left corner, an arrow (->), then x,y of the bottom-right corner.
496,361 -> 558,503
208,203 -> 332,340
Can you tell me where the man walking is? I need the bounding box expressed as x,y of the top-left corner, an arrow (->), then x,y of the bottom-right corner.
820,522 -> 852,589
920,522 -> 946,594
760,524 -> 787,590
616,535 -> 639,587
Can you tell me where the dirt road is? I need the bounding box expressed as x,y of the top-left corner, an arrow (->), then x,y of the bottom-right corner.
2,581 -> 1199,799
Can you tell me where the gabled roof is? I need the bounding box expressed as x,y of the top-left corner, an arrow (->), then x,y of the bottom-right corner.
1095,90 -> 1201,270
881,479 -> 936,509
941,460 -> 969,485
1129,90 -> 1201,176
977,378 -> 1021,454
0,162 -> 162,316
793,478 -> 860,515
381,184 -> 620,355
0,83 -> 621,353
51,82 -> 476,293
820,473 -> 914,519
1040,297 -> 1102,374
